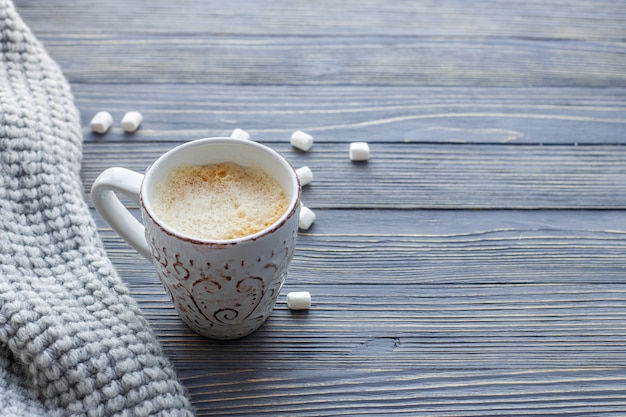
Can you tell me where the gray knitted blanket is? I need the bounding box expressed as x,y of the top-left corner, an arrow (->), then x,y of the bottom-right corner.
0,1 -> 195,415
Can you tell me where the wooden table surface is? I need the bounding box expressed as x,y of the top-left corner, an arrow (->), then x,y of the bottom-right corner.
15,1 -> 626,415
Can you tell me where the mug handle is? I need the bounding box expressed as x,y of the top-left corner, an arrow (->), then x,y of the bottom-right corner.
91,167 -> 152,260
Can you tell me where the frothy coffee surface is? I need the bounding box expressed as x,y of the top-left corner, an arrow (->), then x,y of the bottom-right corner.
153,162 -> 289,240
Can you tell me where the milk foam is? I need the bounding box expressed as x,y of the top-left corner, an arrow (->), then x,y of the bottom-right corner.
153,162 -> 289,240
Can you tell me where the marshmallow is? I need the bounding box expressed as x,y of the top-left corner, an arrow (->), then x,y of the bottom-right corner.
230,128 -> 251,140
349,142 -> 370,161
290,130 -> 314,151
121,111 -> 143,133
299,205 -> 316,230
90,111 -> 113,134
296,166 -> 313,186
287,291 -> 311,310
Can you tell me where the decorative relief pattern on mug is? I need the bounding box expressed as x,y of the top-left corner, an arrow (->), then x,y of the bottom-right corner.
149,235 -> 295,334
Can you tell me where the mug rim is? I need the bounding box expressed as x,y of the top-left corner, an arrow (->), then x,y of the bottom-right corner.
140,137 -> 301,246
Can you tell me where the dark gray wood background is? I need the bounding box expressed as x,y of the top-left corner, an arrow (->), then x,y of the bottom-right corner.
15,1 -> 626,415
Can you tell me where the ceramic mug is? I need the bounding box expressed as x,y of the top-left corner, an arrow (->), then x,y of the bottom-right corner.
91,138 -> 301,340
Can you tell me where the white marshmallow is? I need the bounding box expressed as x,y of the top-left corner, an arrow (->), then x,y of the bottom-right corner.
299,205 -> 316,230
349,142 -> 370,161
230,128 -> 251,140
287,291 -> 311,310
121,111 -> 143,133
90,111 -> 113,134
290,130 -> 314,151
296,166 -> 313,186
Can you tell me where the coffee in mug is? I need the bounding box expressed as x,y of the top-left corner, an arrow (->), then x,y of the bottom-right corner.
153,162 -> 289,241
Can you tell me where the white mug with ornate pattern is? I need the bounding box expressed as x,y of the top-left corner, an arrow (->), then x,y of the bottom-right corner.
91,138 -> 301,340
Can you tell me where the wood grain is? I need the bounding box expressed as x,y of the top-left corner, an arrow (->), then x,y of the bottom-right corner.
15,1 -> 626,87
82,141 -> 626,209
180,368 -> 626,416
16,0 -> 626,39
94,209 -> 626,415
28,36 -> 626,87
95,209 -> 626,360
70,84 -> 626,145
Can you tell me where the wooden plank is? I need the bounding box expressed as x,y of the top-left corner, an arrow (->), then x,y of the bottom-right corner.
15,0 -> 626,40
82,141 -> 626,209
15,1 -> 626,87
72,85 -> 626,145
141,280 -> 626,367
95,208 -> 626,290
27,35 -> 626,87
180,369 -> 626,416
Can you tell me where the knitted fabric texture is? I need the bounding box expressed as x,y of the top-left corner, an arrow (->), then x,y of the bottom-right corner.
0,1 -> 195,416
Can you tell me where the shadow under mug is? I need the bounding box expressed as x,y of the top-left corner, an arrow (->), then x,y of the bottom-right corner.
91,137 -> 301,340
